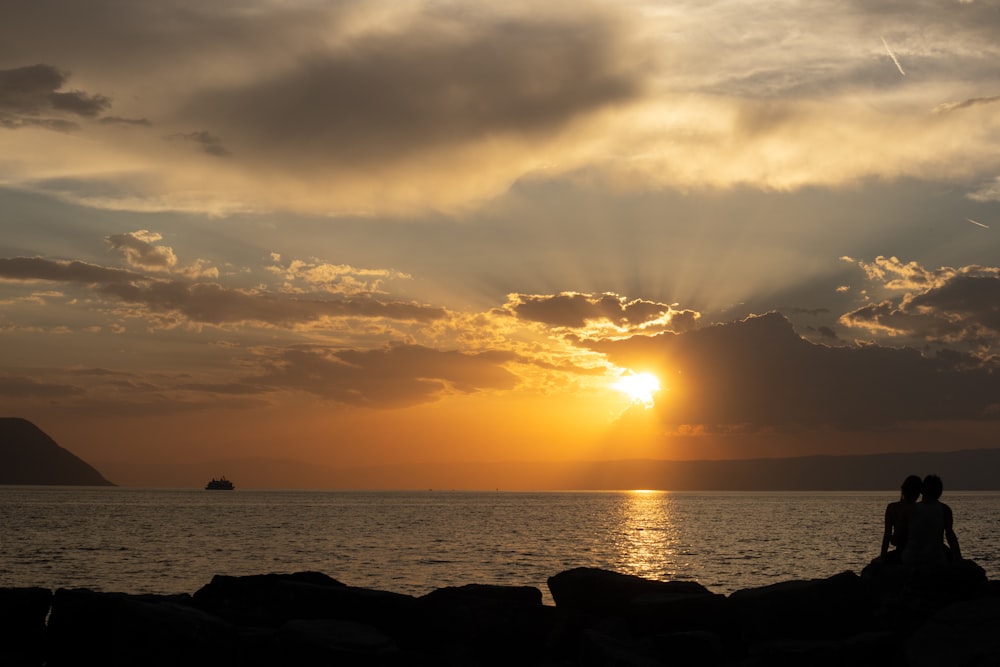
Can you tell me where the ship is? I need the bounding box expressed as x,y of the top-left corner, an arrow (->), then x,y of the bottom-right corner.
205,476 -> 235,490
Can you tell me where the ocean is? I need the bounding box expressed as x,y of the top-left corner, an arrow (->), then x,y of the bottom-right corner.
2,487 -> 997,604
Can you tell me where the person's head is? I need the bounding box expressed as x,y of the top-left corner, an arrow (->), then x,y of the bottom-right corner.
900,475 -> 922,501
922,474 -> 943,501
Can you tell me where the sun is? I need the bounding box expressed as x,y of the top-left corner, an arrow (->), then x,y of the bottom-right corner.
612,371 -> 661,409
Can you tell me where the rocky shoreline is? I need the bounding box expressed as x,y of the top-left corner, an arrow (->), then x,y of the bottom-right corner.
2,560 -> 997,666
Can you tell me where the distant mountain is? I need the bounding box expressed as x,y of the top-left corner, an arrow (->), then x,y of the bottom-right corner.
316,449 -> 1000,491
93,446 -> 1000,491
0,418 -> 114,486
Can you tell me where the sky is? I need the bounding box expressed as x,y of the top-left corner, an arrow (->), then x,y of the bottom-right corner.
2,0 -> 1000,488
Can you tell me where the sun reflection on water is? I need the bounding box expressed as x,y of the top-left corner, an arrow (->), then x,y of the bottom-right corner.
611,490 -> 683,581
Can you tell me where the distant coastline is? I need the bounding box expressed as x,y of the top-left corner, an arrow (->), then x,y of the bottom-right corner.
94,448 -> 1000,491
7,415 -> 1000,491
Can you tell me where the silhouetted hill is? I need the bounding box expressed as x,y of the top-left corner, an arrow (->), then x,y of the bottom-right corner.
0,418 -> 114,486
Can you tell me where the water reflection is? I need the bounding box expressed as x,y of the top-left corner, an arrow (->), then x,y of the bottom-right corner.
611,490 -> 681,581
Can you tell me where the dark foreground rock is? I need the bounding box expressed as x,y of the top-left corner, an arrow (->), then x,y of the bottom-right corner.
1,560 -> 994,666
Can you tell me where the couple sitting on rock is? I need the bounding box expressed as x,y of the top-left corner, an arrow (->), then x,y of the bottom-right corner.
880,474 -> 962,567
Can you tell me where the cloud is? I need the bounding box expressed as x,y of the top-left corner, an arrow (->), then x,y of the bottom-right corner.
0,3 -> 652,215
503,292 -> 700,337
106,230 -> 178,272
105,230 -> 218,278
589,312 -> 1000,431
266,256 -> 410,296
249,343 -> 519,407
0,64 -> 110,130
182,9 -> 641,168
2,1 -> 1000,216
934,96 -> 1000,114
98,116 -> 151,127
841,258 -> 1000,351
844,255 -> 943,291
0,374 -> 84,398
0,256 -> 445,327
167,130 -> 230,157
0,257 -> 142,284
969,177 -> 1000,203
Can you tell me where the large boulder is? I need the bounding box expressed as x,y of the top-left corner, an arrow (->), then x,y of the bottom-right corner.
727,571 -> 869,643
862,558 -> 990,633
191,572 -> 417,640
547,567 -> 714,615
270,618 -> 400,666
415,584 -> 554,661
905,594 -> 1000,667
46,588 -> 237,667
0,587 -> 52,666
547,568 -> 722,664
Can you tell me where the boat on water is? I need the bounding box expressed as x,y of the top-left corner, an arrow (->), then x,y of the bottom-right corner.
205,477 -> 235,490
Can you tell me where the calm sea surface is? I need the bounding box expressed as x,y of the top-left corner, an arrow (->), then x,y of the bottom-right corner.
2,487 -> 998,604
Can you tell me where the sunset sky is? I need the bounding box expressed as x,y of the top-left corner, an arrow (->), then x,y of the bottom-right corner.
3,0 -> 1000,488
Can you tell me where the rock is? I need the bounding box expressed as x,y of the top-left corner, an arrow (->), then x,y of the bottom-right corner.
271,618 -> 400,666
11,563 -> 999,666
547,568 -> 721,664
421,583 -> 543,607
862,558 -> 990,634
650,630 -> 728,667
191,571 -> 418,642
905,594 -> 1000,667
46,588 -> 237,667
0,587 -> 52,667
547,567 -> 714,615
416,584 -> 554,662
191,571 -> 346,627
629,590 -> 732,636
727,571 -> 869,642
903,558 -> 989,603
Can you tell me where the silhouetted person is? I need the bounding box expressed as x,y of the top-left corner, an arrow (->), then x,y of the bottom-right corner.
901,474 -> 962,568
880,474 -> 922,561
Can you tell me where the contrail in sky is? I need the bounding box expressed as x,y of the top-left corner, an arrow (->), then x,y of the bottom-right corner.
880,36 -> 906,76
966,218 -> 990,229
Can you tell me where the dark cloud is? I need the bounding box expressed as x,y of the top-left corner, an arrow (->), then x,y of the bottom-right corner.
0,256 -> 142,284
589,312 -> 1000,430
0,64 -> 110,130
185,13 -> 642,165
0,374 -> 84,398
814,326 -> 839,341
841,264 -> 1000,351
99,280 -> 443,325
99,116 -> 151,127
506,292 -> 698,333
250,343 -> 518,408
50,395 -> 269,418
788,307 -> 830,316
934,96 -> 1000,114
167,130 -> 230,157
175,382 -> 267,396
0,256 -> 445,326
65,367 -> 134,377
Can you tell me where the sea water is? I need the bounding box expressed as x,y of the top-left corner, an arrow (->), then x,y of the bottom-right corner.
2,487 -> 998,603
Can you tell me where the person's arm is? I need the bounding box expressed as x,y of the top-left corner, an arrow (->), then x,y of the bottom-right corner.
880,504 -> 893,557
943,503 -> 962,560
